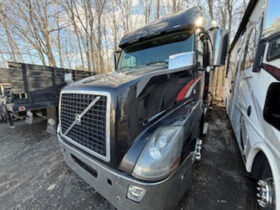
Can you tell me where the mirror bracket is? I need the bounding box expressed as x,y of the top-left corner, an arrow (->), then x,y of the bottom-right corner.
111,50 -> 121,71
197,66 -> 212,72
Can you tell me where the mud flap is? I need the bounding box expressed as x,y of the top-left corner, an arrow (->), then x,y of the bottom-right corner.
0,101 -> 14,128
46,106 -> 57,135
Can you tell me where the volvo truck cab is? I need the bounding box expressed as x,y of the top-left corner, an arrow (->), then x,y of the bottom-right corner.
58,6 -> 228,210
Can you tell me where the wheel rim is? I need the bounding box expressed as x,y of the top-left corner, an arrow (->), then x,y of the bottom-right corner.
256,178 -> 275,209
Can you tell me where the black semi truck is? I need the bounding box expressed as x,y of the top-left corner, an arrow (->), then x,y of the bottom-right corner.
57,6 -> 228,210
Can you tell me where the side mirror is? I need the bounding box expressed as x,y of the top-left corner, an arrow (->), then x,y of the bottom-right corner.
212,28 -> 228,67
111,50 -> 121,71
252,39 -> 266,72
169,51 -> 196,70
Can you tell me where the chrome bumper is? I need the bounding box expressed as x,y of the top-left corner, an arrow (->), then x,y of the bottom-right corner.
58,134 -> 193,210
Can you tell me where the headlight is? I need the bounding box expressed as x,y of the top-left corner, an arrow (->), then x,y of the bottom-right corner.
132,126 -> 184,181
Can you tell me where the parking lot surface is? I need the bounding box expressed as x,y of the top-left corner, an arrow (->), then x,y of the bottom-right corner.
0,106 -> 256,210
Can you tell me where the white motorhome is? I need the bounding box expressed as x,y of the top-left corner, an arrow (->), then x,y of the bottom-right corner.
225,0 -> 280,209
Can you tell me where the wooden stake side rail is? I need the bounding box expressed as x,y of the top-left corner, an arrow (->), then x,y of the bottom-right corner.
0,62 -> 95,113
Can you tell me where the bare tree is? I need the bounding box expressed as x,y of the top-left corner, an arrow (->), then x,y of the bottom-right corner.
1,0 -> 70,66
63,0 -> 85,69
0,0 -> 249,77
116,0 -> 134,33
95,0 -> 107,73
141,0 -> 153,24
56,16 -> 64,68
156,0 -> 160,19
171,0 -> 181,13
0,1 -> 22,62
206,0 -> 213,19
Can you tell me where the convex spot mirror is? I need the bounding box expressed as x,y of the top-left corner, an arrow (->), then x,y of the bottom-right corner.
111,50 -> 121,71
168,51 -> 196,70
212,28 -> 228,67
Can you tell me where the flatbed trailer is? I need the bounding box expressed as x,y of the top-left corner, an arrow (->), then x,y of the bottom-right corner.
0,68 -> 11,97
0,68 -> 12,122
0,62 -> 94,133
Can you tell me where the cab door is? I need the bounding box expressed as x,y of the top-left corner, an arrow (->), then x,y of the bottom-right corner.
227,47 -> 242,116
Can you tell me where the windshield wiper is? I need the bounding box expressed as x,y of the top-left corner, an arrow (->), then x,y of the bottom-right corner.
146,61 -> 168,66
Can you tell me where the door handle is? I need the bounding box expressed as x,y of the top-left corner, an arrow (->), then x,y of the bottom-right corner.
247,106 -> 251,117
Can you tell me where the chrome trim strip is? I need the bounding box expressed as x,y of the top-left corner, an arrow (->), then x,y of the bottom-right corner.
59,89 -> 111,162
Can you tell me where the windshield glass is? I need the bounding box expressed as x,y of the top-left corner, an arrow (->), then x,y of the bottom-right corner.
117,32 -> 194,72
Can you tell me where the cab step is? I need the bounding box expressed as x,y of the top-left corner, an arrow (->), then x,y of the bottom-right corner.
202,122 -> 209,136
195,138 -> 202,161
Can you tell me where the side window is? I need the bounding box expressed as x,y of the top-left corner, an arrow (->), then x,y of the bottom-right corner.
241,22 -> 262,71
264,83 -> 280,131
267,37 -> 280,61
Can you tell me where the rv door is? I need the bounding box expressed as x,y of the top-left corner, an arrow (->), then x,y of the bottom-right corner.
234,19 -> 263,154
227,48 -> 242,116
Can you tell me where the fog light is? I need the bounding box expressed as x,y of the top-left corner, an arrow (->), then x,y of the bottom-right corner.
127,185 -> 146,202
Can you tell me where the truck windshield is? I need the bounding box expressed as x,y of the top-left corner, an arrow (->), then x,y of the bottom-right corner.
117,32 -> 194,72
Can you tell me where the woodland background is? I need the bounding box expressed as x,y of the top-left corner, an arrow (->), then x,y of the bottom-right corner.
0,0 -> 249,99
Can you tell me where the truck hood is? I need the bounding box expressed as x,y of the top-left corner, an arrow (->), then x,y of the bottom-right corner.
63,64 -> 171,96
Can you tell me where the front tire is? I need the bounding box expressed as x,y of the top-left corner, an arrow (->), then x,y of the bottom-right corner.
255,167 -> 276,210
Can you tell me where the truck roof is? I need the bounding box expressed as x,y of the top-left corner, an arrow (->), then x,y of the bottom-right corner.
119,6 -> 210,48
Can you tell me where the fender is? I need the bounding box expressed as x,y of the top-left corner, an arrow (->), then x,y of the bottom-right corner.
119,99 -> 203,174
246,143 -> 280,209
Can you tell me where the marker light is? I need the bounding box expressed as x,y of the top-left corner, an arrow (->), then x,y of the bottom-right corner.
211,20 -> 218,28
195,16 -> 204,27
127,185 -> 146,202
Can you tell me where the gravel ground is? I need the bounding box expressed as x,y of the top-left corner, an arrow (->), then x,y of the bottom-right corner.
0,106 -> 256,210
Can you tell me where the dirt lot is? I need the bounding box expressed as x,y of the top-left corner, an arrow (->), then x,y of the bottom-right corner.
0,106 -> 257,210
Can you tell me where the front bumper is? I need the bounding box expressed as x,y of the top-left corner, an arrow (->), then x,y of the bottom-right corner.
58,134 -> 193,210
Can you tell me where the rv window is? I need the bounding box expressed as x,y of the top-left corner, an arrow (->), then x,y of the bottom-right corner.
264,83 -> 280,131
241,23 -> 262,71
267,37 -> 280,61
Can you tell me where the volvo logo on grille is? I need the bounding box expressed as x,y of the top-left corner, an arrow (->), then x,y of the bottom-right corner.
75,114 -> 82,125
63,96 -> 101,135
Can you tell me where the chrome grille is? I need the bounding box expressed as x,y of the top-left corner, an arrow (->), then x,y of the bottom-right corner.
60,91 -> 110,161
